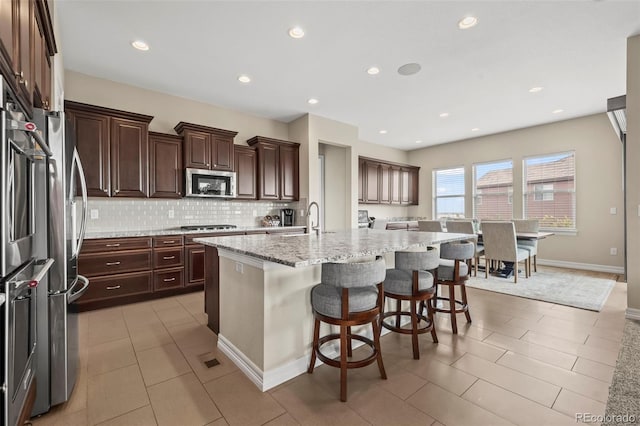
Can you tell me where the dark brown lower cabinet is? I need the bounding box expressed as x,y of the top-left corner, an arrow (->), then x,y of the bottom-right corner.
77,235 -> 194,311
185,245 -> 205,286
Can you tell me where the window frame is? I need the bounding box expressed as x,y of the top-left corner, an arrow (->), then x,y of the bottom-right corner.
472,158 -> 514,221
522,151 -> 576,232
432,166 -> 465,219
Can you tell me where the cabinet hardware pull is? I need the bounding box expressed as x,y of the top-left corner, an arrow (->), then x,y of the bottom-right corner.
106,285 -> 121,290
105,261 -> 121,266
105,243 -> 120,247
163,278 -> 176,282
163,241 -> 176,244
163,256 -> 175,260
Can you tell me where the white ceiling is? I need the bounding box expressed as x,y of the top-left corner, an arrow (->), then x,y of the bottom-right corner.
56,1 -> 640,150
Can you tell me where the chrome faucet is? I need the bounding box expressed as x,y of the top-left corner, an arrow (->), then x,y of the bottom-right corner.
307,201 -> 320,235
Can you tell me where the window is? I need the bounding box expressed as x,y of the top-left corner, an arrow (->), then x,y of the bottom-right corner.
523,152 -> 576,229
473,160 -> 513,220
433,167 -> 465,219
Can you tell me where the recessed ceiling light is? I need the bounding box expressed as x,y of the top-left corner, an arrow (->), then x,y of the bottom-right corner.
552,109 -> 564,114
379,130 -> 388,134
439,112 -> 450,118
471,127 -> 480,132
397,63 -> 421,76
131,40 -> 149,51
458,16 -> 478,29
288,26 -> 305,39
415,140 -> 423,144
529,86 -> 544,93
238,75 -> 251,83
307,98 -> 318,105
367,66 -> 380,75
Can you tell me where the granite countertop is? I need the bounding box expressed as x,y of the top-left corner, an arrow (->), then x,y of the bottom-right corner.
195,228 -> 474,268
84,225 -> 307,240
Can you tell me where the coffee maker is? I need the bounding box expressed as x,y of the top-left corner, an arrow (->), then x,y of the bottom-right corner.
280,208 -> 295,226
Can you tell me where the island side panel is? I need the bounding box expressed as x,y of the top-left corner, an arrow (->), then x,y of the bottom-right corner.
219,256 -> 266,370
263,263 -> 321,372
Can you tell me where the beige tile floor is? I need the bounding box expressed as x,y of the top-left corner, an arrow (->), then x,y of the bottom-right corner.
30,267 -> 626,426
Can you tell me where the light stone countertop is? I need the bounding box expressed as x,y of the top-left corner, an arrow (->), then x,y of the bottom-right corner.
84,225 -> 307,240
196,228 -> 474,268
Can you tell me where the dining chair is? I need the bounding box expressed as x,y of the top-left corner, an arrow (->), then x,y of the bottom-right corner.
418,220 -> 444,232
445,220 -> 484,277
480,221 -> 530,283
513,219 -> 540,272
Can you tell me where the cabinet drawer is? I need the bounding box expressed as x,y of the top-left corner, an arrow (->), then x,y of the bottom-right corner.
153,236 -> 184,247
79,271 -> 152,303
154,267 -> 184,291
154,247 -> 184,269
79,249 -> 152,277
82,237 -> 152,253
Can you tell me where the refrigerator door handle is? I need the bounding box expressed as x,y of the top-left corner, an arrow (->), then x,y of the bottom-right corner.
71,148 -> 88,257
68,275 -> 89,304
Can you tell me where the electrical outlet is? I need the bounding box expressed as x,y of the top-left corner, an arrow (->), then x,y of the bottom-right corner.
610,247 -> 618,256
252,210 -> 257,217
300,209 -> 305,217
168,209 -> 175,218
90,209 -> 99,219
610,207 -> 617,215
235,262 -> 244,274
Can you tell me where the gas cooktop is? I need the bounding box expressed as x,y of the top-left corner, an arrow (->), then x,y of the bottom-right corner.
180,224 -> 238,231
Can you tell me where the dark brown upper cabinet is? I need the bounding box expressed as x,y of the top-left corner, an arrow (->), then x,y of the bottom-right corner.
149,132 -> 183,198
174,122 -> 237,171
0,0 -> 56,116
359,156 -> 419,206
247,136 -> 300,201
65,101 -> 154,198
234,145 -> 257,200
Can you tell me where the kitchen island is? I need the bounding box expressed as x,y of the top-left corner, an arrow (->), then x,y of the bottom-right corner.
195,228 -> 473,391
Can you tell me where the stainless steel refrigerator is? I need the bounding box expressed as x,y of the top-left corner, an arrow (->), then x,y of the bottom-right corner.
32,109 -> 89,415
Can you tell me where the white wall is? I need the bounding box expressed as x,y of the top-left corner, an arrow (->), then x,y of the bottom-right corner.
408,114 -> 625,269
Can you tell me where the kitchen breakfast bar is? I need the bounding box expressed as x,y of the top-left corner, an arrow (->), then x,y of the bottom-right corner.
195,229 -> 472,391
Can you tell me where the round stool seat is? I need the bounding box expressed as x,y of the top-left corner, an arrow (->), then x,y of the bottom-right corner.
311,284 -> 379,319
384,269 -> 434,296
437,260 -> 469,281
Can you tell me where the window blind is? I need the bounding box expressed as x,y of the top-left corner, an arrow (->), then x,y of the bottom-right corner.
473,160 -> 513,220
433,167 -> 465,219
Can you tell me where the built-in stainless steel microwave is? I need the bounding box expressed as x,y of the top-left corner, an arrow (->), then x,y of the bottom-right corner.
185,168 -> 236,198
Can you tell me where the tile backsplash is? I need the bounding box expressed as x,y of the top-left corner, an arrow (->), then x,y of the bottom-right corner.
83,198 -> 302,232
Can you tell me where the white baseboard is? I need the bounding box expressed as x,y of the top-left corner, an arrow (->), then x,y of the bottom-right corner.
626,308 -> 640,320
537,258 -> 624,275
218,318 -> 409,392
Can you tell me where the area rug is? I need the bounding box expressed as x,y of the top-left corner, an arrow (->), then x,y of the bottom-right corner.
603,319 -> 640,426
466,269 -> 615,311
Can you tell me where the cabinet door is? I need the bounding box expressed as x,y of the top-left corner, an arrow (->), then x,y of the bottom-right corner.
390,166 -> 401,205
184,130 -> 211,169
234,146 -> 257,200
149,134 -> 182,198
257,142 -> 279,200
379,163 -> 391,204
365,162 -> 380,203
358,158 -> 365,203
16,0 -> 33,108
401,169 -> 410,204
185,245 -> 205,286
279,144 -> 299,201
211,135 -> 233,171
0,0 -> 15,72
70,110 -> 111,197
111,118 -> 149,197
408,168 -> 419,205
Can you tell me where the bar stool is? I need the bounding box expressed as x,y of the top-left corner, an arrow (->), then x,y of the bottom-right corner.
433,241 -> 475,334
307,256 -> 387,402
380,247 -> 440,360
